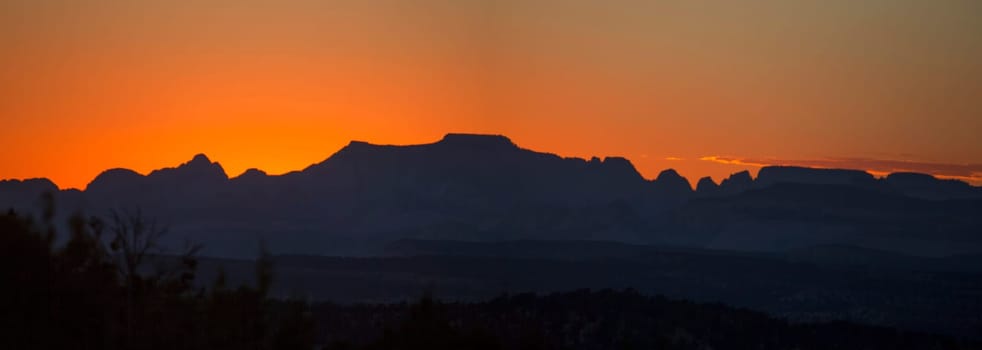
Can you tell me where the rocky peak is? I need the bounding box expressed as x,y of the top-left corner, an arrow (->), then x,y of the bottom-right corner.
719,170 -> 754,195
695,176 -> 719,194
652,169 -> 694,195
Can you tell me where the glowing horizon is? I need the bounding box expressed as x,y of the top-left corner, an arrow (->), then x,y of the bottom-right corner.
6,133 -> 980,191
2,0 -> 980,189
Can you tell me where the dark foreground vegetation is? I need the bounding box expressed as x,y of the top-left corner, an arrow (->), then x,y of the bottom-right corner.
201,251 -> 982,339
0,200 -> 314,350
314,290 -> 978,350
1,201 -> 978,349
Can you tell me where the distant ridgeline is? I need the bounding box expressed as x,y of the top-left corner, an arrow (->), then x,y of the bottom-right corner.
2,134 -> 981,258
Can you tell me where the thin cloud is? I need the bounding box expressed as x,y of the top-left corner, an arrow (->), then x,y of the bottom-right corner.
699,156 -> 982,185
664,157 -> 684,161
698,156 -> 768,167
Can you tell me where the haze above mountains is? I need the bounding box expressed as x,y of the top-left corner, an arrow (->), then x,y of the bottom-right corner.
2,133 -> 980,258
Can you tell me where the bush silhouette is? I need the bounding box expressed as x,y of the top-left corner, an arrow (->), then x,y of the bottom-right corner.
0,197 -> 313,350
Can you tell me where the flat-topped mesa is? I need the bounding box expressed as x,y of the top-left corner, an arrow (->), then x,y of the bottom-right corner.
884,172 -> 971,189
755,166 -> 875,188
886,172 -> 939,185
885,172 -> 977,200
436,133 -> 517,151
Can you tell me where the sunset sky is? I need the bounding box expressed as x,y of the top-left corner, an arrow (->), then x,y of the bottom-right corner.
2,0 -> 980,189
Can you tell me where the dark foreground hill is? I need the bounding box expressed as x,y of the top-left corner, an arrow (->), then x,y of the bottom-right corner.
4,204 -> 980,349
197,243 -> 982,339
312,289 -> 978,350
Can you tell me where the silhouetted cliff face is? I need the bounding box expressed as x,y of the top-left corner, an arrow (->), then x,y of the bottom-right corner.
650,169 -> 693,200
593,156 -> 646,187
672,183 -> 982,256
1,133 -> 980,257
298,134 -> 649,207
755,166 -> 877,188
718,170 -> 754,195
695,177 -> 720,196
84,154 -> 229,211
147,153 -> 229,184
885,172 -> 980,200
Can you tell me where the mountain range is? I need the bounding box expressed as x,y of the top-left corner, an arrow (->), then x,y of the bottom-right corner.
2,133 -> 980,257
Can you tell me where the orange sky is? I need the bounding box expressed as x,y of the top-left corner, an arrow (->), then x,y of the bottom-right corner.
2,0 -> 981,189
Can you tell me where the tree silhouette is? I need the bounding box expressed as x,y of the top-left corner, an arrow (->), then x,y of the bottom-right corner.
0,196 -> 314,349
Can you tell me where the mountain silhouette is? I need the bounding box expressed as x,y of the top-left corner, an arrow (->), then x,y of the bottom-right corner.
652,169 -> 693,196
1,133 -> 980,257
884,172 -> 979,200
695,176 -> 720,196
718,170 -> 754,195
0,178 -> 58,210
754,166 -> 877,188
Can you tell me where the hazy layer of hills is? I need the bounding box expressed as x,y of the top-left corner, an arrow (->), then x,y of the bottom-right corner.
2,133 -> 980,258
195,243 -> 982,339
311,289 -> 977,349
